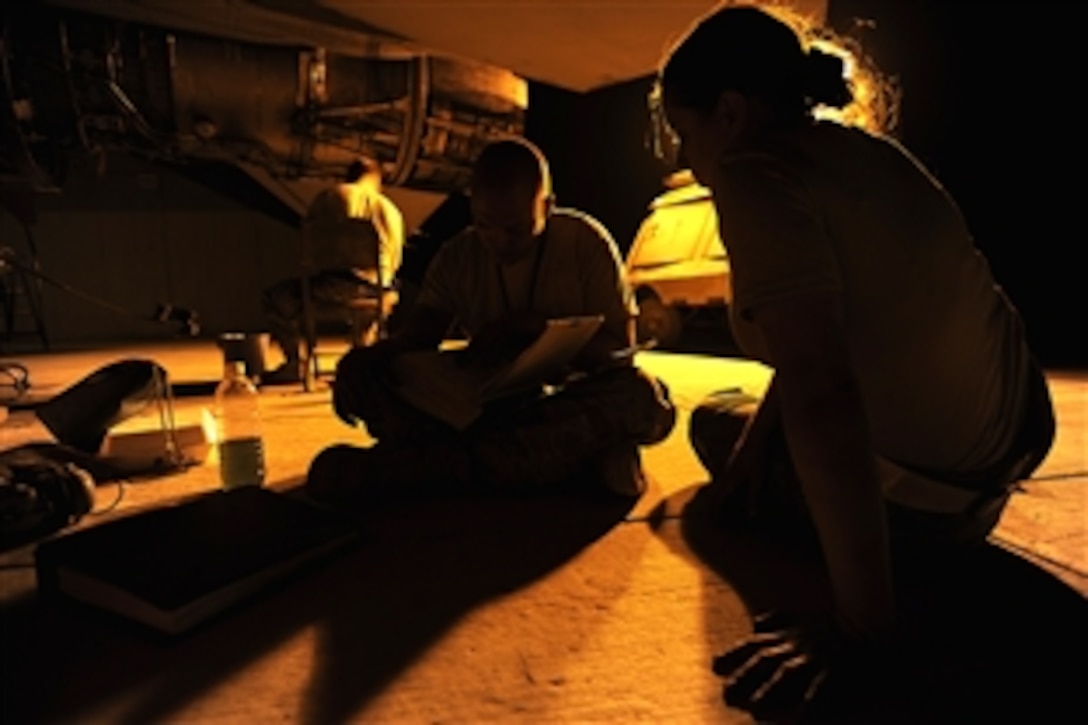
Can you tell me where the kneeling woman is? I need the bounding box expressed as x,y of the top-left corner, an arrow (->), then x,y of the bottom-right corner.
656,3 -> 1054,716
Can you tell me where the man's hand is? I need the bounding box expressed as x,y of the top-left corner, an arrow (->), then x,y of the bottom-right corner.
462,311 -> 547,369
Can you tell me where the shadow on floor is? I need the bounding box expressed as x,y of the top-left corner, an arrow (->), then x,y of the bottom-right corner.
660,484 -> 1088,724
1,481 -> 634,724
296,483 -> 637,724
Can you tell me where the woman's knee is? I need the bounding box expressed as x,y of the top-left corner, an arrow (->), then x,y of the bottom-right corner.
688,389 -> 759,476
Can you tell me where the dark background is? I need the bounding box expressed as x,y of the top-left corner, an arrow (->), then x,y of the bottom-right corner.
524,1 -> 1083,368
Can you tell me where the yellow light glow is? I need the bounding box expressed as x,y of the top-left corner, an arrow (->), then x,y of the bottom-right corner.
202,406 -> 219,446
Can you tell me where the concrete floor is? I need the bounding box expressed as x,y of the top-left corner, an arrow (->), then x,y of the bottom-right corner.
1,339 -> 1085,723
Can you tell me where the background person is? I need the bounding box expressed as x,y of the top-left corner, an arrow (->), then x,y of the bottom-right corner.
263,156 -> 404,384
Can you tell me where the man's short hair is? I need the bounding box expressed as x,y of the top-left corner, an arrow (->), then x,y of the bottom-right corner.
345,156 -> 382,183
471,138 -> 552,197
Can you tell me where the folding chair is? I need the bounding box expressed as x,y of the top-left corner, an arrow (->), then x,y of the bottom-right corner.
298,210 -> 396,387
300,279 -> 397,391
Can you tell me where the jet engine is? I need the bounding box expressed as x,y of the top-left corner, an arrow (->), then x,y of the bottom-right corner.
0,3 -> 527,198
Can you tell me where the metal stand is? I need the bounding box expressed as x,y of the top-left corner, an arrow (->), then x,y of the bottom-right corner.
0,221 -> 50,352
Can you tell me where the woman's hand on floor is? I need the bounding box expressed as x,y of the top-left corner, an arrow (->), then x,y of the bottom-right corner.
712,610 -> 899,721
713,611 -> 830,719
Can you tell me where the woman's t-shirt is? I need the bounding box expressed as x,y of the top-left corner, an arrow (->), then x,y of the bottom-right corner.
710,121 -> 1030,474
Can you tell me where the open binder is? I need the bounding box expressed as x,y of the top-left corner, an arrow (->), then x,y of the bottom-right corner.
35,487 -> 358,635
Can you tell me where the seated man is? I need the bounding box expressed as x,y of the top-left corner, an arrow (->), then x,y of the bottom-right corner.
262,156 -> 404,384
306,138 -> 675,503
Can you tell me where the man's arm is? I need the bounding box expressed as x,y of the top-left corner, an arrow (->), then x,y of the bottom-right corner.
571,217 -> 638,371
575,316 -> 636,371
374,195 -> 405,289
750,289 -> 895,642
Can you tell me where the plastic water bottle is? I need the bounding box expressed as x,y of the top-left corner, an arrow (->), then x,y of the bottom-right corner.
214,360 -> 265,489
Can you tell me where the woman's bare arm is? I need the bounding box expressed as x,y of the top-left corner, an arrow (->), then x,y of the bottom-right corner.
750,289 -> 895,641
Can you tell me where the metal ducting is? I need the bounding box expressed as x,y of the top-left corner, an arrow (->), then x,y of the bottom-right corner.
1,4 -> 527,199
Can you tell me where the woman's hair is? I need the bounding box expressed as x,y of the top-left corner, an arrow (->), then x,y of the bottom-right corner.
654,4 -> 897,137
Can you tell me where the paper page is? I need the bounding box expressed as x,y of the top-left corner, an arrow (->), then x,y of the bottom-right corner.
482,315 -> 603,399
390,350 -> 490,430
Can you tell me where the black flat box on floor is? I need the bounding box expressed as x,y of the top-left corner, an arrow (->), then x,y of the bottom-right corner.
35,486 -> 358,635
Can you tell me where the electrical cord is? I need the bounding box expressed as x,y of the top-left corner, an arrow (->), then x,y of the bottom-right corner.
0,362 -> 30,398
0,247 -> 199,336
69,464 -> 125,516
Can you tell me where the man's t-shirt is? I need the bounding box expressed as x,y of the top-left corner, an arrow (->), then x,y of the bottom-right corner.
416,208 -> 635,346
710,121 -> 1031,475
304,184 -> 404,288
